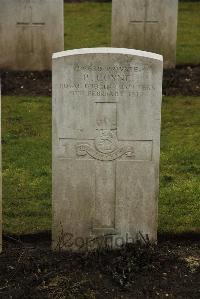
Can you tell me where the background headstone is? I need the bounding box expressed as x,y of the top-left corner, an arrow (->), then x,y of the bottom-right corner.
112,0 -> 178,68
52,48 -> 163,251
0,0 -> 64,71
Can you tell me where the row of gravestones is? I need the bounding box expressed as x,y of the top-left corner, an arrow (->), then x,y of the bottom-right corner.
0,0 -> 178,70
0,0 -> 178,252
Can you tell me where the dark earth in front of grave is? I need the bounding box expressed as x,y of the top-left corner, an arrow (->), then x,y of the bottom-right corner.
0,234 -> 199,299
1,65 -> 200,97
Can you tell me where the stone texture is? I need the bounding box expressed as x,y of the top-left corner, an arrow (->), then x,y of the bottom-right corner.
52,48 -> 163,251
0,0 -> 64,71
112,0 -> 178,68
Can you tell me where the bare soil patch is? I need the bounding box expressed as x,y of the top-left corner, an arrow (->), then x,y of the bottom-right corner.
0,234 -> 199,298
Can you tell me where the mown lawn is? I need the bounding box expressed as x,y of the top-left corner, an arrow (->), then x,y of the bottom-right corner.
2,96 -> 52,234
1,2 -> 200,236
2,96 -> 200,235
159,96 -> 200,234
64,1 -> 200,65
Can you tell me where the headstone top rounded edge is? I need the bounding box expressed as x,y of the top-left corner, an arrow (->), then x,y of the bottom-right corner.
52,47 -> 163,62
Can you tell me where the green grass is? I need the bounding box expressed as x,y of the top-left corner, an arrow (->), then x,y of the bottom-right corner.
1,2 -> 200,236
176,2 -> 200,64
2,96 -> 52,234
159,96 -> 200,233
64,2 -> 111,50
2,96 -> 200,235
64,2 -> 200,65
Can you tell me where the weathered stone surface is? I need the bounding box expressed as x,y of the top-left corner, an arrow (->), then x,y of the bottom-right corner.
112,0 -> 178,68
52,48 -> 163,251
0,0 -> 64,71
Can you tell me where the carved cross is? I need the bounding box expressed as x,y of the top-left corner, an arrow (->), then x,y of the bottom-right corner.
130,0 -> 159,48
16,3 -> 45,53
59,102 -> 153,236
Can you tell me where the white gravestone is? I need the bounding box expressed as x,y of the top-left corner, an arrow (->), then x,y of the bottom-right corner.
52,48 -> 163,251
112,0 -> 178,68
0,0 -> 64,71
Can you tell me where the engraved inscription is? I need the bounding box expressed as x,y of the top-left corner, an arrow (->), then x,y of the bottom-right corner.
59,62 -> 155,99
